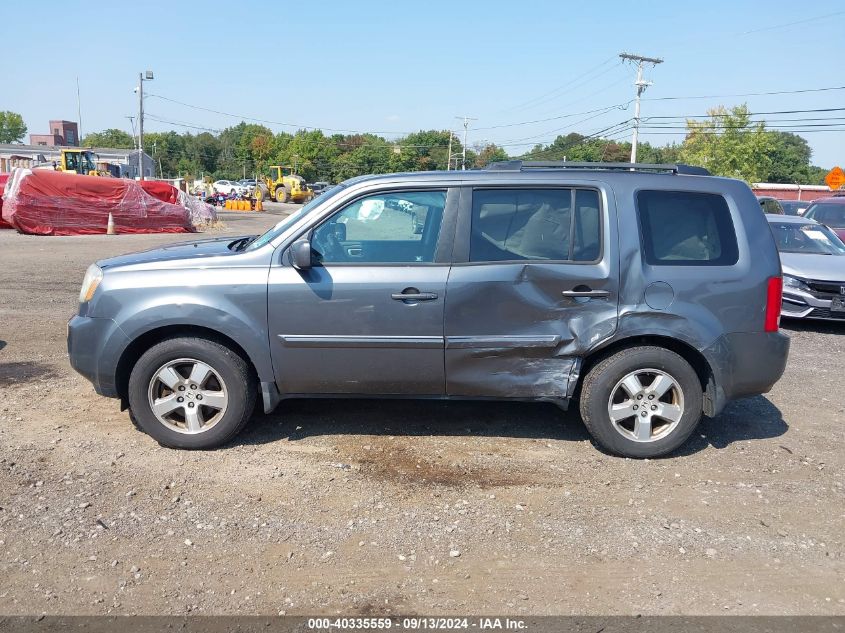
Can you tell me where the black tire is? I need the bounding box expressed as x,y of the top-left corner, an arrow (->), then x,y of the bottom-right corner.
579,346 -> 703,458
127,337 -> 257,449
275,188 -> 288,203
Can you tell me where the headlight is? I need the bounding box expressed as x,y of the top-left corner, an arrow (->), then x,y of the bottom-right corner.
782,275 -> 810,292
79,264 -> 103,303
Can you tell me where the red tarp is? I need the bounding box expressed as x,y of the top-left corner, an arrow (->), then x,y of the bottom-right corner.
140,179 -> 180,204
0,174 -> 11,229
1,169 -> 195,235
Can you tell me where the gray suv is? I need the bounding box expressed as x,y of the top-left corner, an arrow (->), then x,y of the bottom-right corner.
68,162 -> 789,458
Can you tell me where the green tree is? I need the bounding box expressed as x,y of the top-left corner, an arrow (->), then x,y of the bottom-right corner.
473,143 -> 509,168
766,132 -> 815,184
390,130 -> 455,172
0,111 -> 27,143
81,128 -> 135,149
679,104 -> 772,182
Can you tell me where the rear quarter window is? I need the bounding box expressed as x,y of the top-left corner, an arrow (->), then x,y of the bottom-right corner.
636,190 -> 739,266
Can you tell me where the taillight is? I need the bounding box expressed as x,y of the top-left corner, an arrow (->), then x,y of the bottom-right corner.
764,276 -> 782,332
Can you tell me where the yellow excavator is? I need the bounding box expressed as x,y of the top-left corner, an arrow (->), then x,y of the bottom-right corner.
262,165 -> 313,203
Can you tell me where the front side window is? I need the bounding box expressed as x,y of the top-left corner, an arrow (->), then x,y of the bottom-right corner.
311,190 -> 446,264
636,190 -> 738,266
469,188 -> 601,262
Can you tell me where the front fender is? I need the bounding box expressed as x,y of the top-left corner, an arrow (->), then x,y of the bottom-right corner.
92,265 -> 274,386
115,302 -> 274,383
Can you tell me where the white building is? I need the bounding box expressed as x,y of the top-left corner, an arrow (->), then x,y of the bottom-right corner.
0,143 -> 155,179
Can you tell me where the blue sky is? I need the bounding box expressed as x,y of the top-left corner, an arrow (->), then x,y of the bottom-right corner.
3,1 -> 843,166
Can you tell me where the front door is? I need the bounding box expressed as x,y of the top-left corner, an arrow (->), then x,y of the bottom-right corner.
267,188 -> 456,395
445,185 -> 618,399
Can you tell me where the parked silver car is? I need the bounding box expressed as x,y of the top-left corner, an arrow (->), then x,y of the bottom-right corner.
766,214 -> 845,321
68,162 -> 789,458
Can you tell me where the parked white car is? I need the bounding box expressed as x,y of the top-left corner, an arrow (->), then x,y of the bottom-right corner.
212,180 -> 248,195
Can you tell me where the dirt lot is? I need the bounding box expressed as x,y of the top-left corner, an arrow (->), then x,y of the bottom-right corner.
0,207 -> 843,616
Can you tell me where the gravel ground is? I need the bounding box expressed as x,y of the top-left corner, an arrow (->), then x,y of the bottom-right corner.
0,207 -> 843,616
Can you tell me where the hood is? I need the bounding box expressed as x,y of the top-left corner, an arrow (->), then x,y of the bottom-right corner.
98,234 -> 255,269
780,252 -> 845,282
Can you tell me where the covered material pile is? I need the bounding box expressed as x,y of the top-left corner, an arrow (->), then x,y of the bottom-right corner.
0,174 -> 11,229
1,169 -> 216,235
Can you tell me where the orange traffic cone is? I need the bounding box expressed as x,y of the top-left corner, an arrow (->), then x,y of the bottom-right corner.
106,213 -> 116,235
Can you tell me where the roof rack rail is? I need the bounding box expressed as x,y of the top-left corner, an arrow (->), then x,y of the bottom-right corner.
485,160 -> 711,176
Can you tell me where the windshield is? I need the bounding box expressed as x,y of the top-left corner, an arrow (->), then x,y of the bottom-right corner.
245,183 -> 348,251
769,221 -> 845,255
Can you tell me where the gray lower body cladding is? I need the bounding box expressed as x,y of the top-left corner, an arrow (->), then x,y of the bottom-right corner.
701,331 -> 790,416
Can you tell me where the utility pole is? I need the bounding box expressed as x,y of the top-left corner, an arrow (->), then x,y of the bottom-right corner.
137,70 -> 154,180
455,116 -> 477,170
76,77 -> 83,144
446,130 -> 453,171
619,53 -> 663,163
126,116 -> 136,149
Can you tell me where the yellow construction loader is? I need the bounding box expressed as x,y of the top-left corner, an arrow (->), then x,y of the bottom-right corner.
58,149 -> 100,175
263,165 -> 313,203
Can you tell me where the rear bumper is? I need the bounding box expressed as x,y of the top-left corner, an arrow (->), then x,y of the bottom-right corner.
67,315 -> 130,398
702,331 -> 790,416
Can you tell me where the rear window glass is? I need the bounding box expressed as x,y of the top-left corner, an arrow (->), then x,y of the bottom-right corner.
636,190 -> 738,266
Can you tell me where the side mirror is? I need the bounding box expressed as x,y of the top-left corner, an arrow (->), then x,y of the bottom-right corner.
290,239 -> 313,270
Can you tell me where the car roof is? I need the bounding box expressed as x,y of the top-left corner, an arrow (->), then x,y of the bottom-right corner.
765,213 -> 819,225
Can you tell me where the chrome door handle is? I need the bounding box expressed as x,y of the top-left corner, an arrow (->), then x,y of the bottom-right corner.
561,289 -> 610,298
391,292 -> 438,301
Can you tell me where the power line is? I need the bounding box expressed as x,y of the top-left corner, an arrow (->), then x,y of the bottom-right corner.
473,102 -> 631,131
498,56 -> 620,113
740,10 -> 845,35
501,59 -> 625,114
147,93 -> 411,136
644,107 -> 845,120
644,85 -> 845,102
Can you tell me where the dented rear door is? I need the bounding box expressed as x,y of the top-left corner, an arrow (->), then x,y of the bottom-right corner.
444,183 -> 619,400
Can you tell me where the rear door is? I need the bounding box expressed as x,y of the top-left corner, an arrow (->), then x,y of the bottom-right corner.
444,184 -> 619,400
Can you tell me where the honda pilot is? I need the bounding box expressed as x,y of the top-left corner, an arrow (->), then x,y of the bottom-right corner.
68,162 -> 789,458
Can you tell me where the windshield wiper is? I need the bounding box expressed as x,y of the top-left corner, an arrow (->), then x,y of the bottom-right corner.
228,236 -> 257,251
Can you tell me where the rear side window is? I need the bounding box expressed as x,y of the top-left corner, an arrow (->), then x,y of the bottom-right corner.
636,190 -> 738,266
469,188 -> 601,262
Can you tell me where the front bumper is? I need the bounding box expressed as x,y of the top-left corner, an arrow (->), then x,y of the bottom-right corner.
781,288 -> 845,321
67,315 -> 131,398
702,331 -> 790,416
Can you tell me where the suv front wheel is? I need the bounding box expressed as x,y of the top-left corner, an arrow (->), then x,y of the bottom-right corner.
579,346 -> 703,458
127,337 -> 257,449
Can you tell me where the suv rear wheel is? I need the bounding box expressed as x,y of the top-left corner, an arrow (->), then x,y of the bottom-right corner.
127,337 -> 256,449
579,346 -> 703,458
